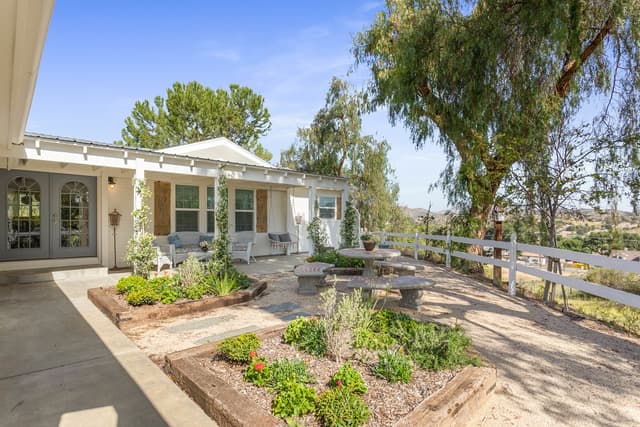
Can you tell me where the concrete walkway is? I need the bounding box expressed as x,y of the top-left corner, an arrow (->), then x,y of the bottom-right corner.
0,276 -> 215,427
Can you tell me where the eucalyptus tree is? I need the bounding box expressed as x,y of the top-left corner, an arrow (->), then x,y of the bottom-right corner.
354,0 -> 640,242
117,81 -> 273,160
281,77 -> 399,231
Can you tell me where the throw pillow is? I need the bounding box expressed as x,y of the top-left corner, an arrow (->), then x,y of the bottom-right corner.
279,233 -> 292,242
268,233 -> 280,242
199,235 -> 214,244
168,234 -> 183,249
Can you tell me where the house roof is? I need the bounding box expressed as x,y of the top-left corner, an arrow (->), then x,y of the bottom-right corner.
21,132 -> 350,187
158,137 -> 272,168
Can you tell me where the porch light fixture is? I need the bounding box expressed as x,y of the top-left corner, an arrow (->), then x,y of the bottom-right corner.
295,214 -> 303,253
108,209 -> 122,269
492,205 -> 505,223
108,176 -> 116,189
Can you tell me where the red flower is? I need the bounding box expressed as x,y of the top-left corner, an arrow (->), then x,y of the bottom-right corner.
254,362 -> 265,372
335,379 -> 343,387
249,350 -> 257,359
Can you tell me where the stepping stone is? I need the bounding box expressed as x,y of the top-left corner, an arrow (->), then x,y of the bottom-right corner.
262,302 -> 302,313
165,314 -> 237,334
279,312 -> 311,321
195,325 -> 260,345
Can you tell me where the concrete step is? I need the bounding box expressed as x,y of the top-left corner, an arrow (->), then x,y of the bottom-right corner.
0,265 -> 108,284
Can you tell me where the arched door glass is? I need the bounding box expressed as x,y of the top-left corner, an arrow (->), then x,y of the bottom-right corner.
7,177 -> 41,249
60,181 -> 90,248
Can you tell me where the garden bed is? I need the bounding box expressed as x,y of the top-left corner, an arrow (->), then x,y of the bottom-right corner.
88,277 -> 267,330
165,322 -> 496,427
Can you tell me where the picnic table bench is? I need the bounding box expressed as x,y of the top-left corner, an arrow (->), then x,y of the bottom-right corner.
347,276 -> 434,309
373,260 -> 426,276
293,262 -> 335,295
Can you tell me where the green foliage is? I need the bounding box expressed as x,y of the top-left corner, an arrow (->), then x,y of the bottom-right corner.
176,256 -> 204,288
126,286 -> 159,306
203,271 -> 240,296
585,268 -> 640,296
307,217 -> 329,254
212,174 -> 233,270
117,81 -> 272,160
372,351 -> 412,383
218,333 -> 260,364
330,363 -> 367,395
244,357 -> 271,387
115,276 -> 146,294
150,277 -> 184,304
353,327 -> 394,351
340,200 -> 358,248
272,381 -> 317,418
316,387 -> 370,427
184,282 -> 209,300
125,179 -> 156,278
308,250 -> 364,268
268,359 -> 315,390
283,317 -> 327,357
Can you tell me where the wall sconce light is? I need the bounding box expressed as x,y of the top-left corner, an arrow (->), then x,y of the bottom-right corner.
108,176 -> 116,189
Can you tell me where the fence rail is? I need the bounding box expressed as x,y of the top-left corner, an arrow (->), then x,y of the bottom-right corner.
370,231 -> 640,309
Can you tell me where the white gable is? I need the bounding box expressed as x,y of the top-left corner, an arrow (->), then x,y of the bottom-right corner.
158,137 -> 272,167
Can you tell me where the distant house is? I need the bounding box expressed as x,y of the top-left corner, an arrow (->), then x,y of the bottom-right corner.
518,251 -> 546,265
609,250 -> 640,262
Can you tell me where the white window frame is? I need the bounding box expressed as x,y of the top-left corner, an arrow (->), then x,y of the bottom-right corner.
175,184 -> 199,232
235,189 -> 255,232
318,195 -> 337,219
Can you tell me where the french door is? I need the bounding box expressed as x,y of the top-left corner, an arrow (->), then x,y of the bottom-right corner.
1,171 -> 96,261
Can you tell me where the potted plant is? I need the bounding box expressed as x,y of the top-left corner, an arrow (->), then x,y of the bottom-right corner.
199,240 -> 210,252
360,234 -> 376,251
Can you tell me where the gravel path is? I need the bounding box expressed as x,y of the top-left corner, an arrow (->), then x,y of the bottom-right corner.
124,262 -> 640,426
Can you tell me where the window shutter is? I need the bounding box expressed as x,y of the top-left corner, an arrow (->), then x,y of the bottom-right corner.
336,196 -> 342,220
154,181 -> 171,235
256,189 -> 268,233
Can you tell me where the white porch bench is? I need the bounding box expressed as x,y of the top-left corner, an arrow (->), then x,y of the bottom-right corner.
347,276 -> 434,309
293,262 -> 334,295
374,261 -> 426,276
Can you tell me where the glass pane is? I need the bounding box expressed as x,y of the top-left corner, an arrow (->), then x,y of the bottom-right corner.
60,181 -> 90,248
319,208 -> 335,219
319,196 -> 336,208
176,185 -> 199,209
176,211 -> 198,232
207,212 -> 215,233
207,187 -> 215,210
7,176 -> 41,250
235,189 -> 254,210
235,212 -> 253,232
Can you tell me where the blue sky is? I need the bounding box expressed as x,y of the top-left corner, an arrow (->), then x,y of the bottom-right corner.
27,0 -> 447,211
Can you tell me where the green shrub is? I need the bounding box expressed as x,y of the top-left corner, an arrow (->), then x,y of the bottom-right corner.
147,276 -> 184,304
585,268 -> 640,295
115,276 -> 147,294
330,363 -> 367,394
268,359 -> 315,390
176,256 -> 204,288
184,282 -> 210,300
308,250 -> 364,268
218,333 -> 260,363
244,357 -> 271,386
284,317 -> 327,356
272,381 -> 317,418
316,387 -> 370,427
126,286 -> 159,306
372,350 -> 412,383
353,327 -> 394,351
207,272 -> 240,296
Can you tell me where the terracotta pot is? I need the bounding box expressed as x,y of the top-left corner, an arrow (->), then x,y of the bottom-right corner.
363,240 -> 376,251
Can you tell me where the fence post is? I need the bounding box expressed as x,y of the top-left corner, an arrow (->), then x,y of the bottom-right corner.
508,233 -> 517,296
445,231 -> 451,270
381,230 -> 387,247
414,232 -> 419,259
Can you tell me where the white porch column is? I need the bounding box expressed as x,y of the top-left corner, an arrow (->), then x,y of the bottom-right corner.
133,157 -> 145,213
308,182 -> 316,254
213,176 -> 219,238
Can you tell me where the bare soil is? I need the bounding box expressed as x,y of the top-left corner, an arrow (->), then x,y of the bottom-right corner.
205,333 -> 458,427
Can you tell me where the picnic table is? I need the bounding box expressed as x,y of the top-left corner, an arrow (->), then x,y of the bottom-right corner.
338,247 -> 401,278
347,276 -> 434,309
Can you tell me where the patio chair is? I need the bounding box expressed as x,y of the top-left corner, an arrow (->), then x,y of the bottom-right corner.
230,231 -> 256,264
268,232 -> 298,255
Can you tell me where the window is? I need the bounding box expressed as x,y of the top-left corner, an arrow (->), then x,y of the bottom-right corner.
60,181 -> 90,248
319,196 -> 336,219
207,186 -> 215,233
7,177 -> 41,249
175,185 -> 199,231
235,189 -> 254,232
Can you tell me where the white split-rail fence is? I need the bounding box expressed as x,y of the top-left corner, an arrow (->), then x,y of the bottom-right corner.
370,231 -> 640,309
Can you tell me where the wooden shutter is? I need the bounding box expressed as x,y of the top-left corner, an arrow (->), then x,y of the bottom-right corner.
336,196 -> 342,220
154,181 -> 171,235
256,189 -> 268,233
